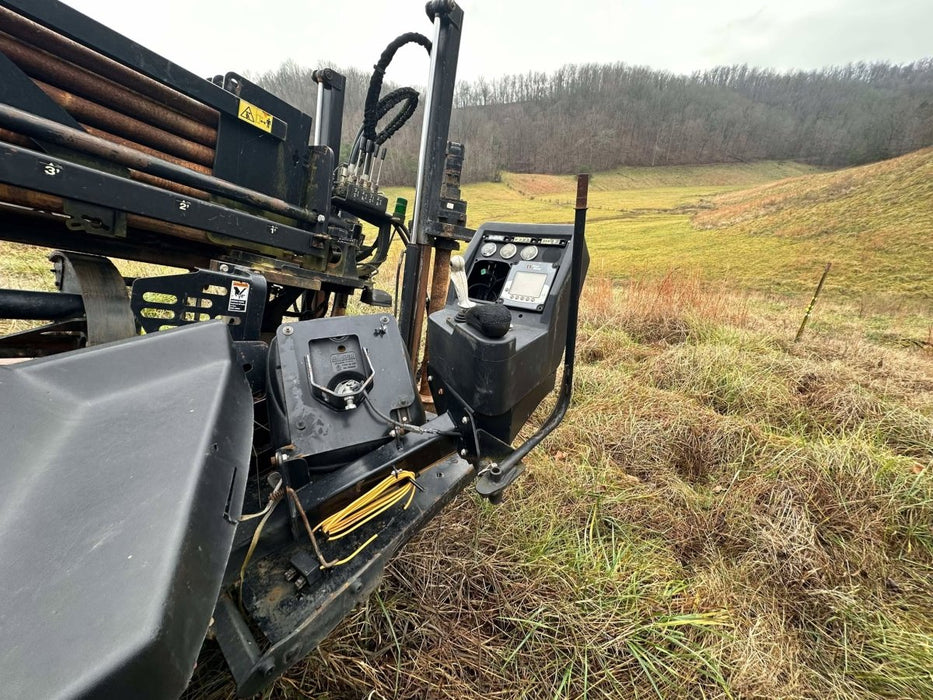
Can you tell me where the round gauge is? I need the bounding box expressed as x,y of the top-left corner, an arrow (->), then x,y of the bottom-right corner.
480,242 -> 497,257
499,243 -> 517,259
520,245 -> 539,261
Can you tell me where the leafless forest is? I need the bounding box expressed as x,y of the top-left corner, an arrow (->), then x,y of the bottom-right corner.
255,59 -> 933,184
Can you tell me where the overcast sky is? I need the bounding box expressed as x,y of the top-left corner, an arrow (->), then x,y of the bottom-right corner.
61,0 -> 932,87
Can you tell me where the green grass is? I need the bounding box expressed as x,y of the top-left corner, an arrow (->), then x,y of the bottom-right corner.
241,272 -> 930,699
279,156 -> 931,699
393,154 -> 931,315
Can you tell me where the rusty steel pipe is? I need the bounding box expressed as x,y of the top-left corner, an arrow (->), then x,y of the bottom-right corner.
34,80 -> 216,167
81,124 -> 211,175
0,105 -> 322,226
0,127 -> 31,147
0,6 -> 217,125
0,183 -> 62,211
0,31 -> 217,147
332,293 -> 349,317
0,171 -> 210,243
407,246 -> 434,374
417,246 -> 453,398
428,248 -> 453,317
129,171 -> 208,201
126,214 -> 218,245
0,183 -> 218,248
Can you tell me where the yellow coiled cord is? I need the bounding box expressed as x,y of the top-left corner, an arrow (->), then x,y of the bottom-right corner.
289,469 -> 418,569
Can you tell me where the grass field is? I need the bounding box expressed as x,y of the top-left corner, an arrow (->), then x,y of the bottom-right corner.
280,154 -> 929,699
2,153 -> 931,698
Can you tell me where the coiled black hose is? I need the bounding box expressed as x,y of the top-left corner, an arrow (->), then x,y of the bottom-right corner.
349,32 -> 432,163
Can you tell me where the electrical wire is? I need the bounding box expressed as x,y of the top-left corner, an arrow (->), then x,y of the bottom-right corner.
362,33 -> 431,144
393,247 -> 407,318
391,220 -> 411,245
286,472 -> 417,570
238,477 -> 285,607
317,470 -> 418,541
348,33 -> 432,165
361,391 -> 459,437
265,335 -> 288,425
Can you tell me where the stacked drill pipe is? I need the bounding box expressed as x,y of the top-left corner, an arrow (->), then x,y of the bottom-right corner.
0,6 -> 220,209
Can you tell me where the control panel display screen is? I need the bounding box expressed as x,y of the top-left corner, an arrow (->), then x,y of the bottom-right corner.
509,270 -> 548,298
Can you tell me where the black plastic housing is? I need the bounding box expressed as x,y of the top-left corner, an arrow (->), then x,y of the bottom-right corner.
427,222 -> 588,443
0,322 -> 253,699
271,314 -> 423,472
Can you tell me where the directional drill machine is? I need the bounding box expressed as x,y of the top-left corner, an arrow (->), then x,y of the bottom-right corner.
0,1 -> 588,696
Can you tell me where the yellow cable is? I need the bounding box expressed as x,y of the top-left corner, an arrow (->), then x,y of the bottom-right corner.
311,470 -> 418,565
328,533 -> 380,567
238,491 -> 283,608
317,470 -> 417,538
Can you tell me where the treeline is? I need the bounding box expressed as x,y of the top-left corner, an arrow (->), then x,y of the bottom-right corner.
254,60 -> 933,184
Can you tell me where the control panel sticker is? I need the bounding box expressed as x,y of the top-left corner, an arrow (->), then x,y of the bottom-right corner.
237,99 -> 273,133
331,352 -> 359,372
228,280 -> 250,312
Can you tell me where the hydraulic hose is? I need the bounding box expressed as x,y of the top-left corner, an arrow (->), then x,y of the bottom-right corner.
348,33 -> 432,165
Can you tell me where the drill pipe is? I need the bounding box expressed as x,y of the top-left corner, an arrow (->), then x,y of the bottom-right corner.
0,105 -> 321,226
81,124 -> 211,176
0,183 -> 217,247
0,6 -> 217,124
0,32 -> 217,147
34,80 -> 215,167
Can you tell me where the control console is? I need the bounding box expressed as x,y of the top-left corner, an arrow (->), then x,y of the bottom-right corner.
427,222 -> 587,444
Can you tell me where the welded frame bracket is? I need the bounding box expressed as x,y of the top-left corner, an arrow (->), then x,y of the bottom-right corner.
130,266 -> 267,341
63,199 -> 127,237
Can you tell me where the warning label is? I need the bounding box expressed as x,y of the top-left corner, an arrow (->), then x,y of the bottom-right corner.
331,352 -> 358,373
228,280 -> 250,312
237,99 -> 273,133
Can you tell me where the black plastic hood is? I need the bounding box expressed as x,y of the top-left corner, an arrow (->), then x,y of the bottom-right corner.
0,322 -> 253,699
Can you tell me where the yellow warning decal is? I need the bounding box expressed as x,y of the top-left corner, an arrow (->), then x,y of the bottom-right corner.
237,99 -> 273,133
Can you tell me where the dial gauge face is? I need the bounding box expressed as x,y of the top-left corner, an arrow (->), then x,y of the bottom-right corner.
499,243 -> 517,259
480,242 -> 497,257
520,245 -> 539,261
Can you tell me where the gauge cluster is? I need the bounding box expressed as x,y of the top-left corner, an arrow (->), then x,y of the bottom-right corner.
475,232 -> 566,264
465,226 -> 573,312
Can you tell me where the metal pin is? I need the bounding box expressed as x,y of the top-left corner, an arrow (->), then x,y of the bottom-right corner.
361,142 -> 373,185
353,146 -> 364,182
373,147 -> 387,191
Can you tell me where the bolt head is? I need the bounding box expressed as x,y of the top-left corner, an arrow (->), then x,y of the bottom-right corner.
219,264 -> 230,272
459,449 -> 467,457
317,214 -> 326,223
461,416 -> 469,425
282,325 -> 294,336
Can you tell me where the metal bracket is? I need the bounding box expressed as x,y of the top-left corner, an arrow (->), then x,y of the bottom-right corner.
426,371 -> 523,503
304,345 -> 375,410
63,199 -> 127,237
130,267 -> 267,341
473,429 -> 524,504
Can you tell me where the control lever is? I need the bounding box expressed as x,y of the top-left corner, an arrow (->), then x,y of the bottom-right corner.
449,255 -> 475,320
